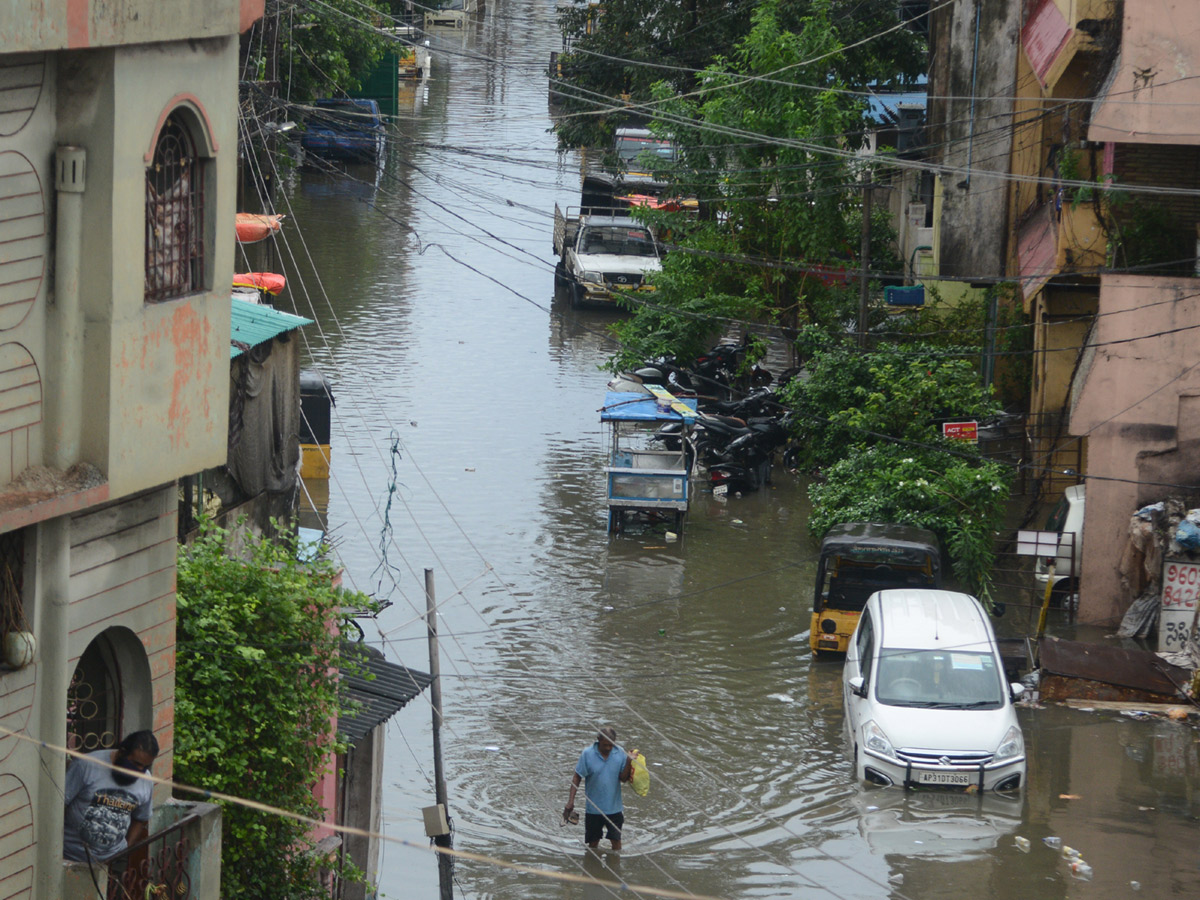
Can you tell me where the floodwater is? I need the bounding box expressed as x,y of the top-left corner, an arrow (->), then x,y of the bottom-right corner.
259,2 -> 1200,898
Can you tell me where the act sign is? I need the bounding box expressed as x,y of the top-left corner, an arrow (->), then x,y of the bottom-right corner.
942,421 -> 978,442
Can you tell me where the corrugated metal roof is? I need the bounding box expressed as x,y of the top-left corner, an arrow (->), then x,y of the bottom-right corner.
339,642 -> 432,744
230,297 -> 313,358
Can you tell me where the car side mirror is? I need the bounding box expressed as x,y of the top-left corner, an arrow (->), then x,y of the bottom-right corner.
849,676 -> 866,698
1010,683 -> 1025,701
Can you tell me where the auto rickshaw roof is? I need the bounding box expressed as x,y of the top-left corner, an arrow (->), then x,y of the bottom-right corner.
820,521 -> 941,556
601,391 -> 697,423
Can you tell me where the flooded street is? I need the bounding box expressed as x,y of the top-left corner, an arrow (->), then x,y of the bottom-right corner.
262,2 -> 1200,898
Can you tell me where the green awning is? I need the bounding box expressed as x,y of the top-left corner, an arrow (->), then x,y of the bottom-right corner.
230,296 -> 313,358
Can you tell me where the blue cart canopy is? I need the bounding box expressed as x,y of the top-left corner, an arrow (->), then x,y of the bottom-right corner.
601,391 -> 697,423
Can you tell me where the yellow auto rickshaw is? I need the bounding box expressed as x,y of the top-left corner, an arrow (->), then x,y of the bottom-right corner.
810,522 -> 941,655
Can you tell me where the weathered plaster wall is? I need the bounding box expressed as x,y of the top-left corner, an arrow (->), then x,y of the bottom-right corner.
68,485 -> 179,799
1070,274 -> 1200,623
1089,0 -> 1200,145
58,40 -> 235,499
0,0 -> 259,51
929,0 -> 1022,280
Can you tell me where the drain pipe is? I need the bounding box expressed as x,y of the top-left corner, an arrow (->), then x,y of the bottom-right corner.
33,147 -> 86,900
964,0 -> 982,189
49,145 -> 86,468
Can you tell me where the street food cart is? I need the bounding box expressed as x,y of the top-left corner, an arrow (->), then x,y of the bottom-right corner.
601,387 -> 696,533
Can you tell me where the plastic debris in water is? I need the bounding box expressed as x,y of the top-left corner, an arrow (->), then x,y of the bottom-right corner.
768,693 -> 795,703
1061,845 -> 1081,860
1130,882 -> 1141,891
887,874 -> 903,885
1070,861 -> 1093,881
665,531 -> 677,541
1014,836 -> 1031,852
485,746 -> 500,752
1043,836 -> 1063,849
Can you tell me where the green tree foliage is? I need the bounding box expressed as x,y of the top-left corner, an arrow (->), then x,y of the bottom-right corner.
786,342 -> 1012,603
175,521 -> 376,899
609,0 -> 901,369
554,0 -> 926,149
243,0 -> 411,101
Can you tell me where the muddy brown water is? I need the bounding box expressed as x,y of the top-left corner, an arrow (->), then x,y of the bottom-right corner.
258,3 -> 1200,898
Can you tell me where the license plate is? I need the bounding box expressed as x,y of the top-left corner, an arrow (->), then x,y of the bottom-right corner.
918,771 -> 971,786
818,637 -> 839,648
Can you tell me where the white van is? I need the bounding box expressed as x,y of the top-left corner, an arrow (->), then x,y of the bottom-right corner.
1033,484 -> 1084,601
842,589 -> 1026,792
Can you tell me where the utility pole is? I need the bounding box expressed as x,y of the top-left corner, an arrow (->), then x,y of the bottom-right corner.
425,569 -> 453,900
857,180 -> 873,349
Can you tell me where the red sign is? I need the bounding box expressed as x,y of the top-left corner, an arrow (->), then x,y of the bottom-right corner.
942,421 -> 978,442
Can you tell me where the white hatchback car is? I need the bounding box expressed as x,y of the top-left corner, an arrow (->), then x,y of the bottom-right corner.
843,589 -> 1026,792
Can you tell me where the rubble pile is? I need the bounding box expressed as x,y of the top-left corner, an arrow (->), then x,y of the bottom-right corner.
1117,498 -> 1200,694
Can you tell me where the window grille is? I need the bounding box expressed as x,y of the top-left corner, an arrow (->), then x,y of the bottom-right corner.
67,635 -> 120,752
145,114 -> 205,302
0,529 -> 25,647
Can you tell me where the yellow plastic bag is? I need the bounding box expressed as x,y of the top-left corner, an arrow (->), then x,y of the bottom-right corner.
630,749 -> 650,797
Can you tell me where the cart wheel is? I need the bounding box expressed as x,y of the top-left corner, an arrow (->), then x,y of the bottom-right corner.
674,510 -> 685,532
608,509 -> 620,534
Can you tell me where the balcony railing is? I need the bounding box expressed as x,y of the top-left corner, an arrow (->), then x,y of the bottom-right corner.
63,799 -> 222,900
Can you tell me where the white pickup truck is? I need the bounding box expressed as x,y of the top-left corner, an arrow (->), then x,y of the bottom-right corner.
553,205 -> 662,308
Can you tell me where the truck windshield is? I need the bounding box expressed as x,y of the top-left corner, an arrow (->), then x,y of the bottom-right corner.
579,226 -> 657,257
616,136 -> 676,168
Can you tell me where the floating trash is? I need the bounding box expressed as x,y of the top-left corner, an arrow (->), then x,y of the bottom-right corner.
1130,882 -> 1141,891
1043,836 -> 1063,849
768,693 -> 795,703
1014,836 -> 1031,853
1070,860 -> 1093,881
888,874 -> 903,885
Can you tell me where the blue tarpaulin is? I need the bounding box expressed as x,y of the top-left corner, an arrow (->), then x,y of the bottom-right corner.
601,391 -> 697,423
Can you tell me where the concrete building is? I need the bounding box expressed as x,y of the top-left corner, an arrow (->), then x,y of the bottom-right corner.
918,1 -> 1200,624
0,2 -> 262,897
1071,0 -> 1200,623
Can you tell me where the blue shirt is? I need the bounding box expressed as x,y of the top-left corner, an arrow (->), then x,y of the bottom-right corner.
575,743 -> 628,815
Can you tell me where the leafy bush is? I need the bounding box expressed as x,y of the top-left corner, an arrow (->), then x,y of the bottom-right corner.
808,444 -> 1013,604
789,341 -> 1012,604
175,520 -> 376,899
783,341 -> 1000,472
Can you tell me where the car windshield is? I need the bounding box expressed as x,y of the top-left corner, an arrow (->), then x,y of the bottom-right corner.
616,136 -> 676,167
874,649 -> 1004,709
579,225 -> 657,257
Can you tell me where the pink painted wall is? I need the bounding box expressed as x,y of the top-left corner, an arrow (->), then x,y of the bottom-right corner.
1089,0 -> 1200,146
1070,274 -> 1200,623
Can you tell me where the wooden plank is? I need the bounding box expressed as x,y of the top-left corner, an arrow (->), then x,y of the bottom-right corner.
70,566 -> 175,632
71,486 -> 172,547
1040,674 -> 1181,705
1062,699 -> 1195,713
70,515 -> 174,577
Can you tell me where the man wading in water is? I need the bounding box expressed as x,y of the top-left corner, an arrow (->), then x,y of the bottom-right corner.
564,725 -> 634,851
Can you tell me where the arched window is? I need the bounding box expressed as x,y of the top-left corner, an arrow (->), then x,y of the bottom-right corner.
67,635 -> 120,752
67,627 -> 152,752
145,113 -> 206,302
